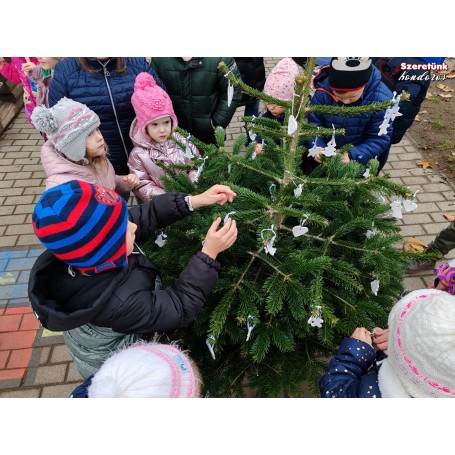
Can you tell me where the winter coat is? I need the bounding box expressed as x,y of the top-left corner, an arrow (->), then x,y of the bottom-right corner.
374,57 -> 445,143
40,140 -> 130,198
48,58 -> 164,176
150,57 -> 242,144
0,57 -> 40,124
28,192 -> 221,335
128,118 -> 200,201
319,337 -> 383,398
308,65 -> 393,170
234,58 -> 266,105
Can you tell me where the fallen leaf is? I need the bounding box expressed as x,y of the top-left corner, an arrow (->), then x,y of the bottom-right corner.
436,83 -> 446,90
403,237 -> 428,252
426,92 -> 433,98
419,110 -> 428,114
415,115 -> 421,122
417,159 -> 435,169
442,87 -> 454,92
439,93 -> 453,99
444,212 -> 455,222
438,70 -> 455,79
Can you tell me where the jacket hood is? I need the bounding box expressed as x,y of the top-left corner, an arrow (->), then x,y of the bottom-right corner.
28,251 -> 121,331
41,140 -> 87,177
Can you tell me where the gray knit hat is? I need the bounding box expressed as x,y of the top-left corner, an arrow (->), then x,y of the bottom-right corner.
32,97 -> 100,162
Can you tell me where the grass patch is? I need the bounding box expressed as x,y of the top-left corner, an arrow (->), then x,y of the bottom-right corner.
431,119 -> 445,129
426,96 -> 441,103
440,139 -> 455,150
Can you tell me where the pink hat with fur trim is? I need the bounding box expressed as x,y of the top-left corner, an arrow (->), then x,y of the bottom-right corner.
131,72 -> 178,136
263,57 -> 300,101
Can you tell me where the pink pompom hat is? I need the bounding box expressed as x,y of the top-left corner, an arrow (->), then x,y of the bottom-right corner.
131,72 -> 178,136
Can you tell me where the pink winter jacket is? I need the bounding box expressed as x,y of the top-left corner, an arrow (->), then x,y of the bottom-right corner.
127,118 -> 200,201
0,57 -> 39,124
40,140 -> 130,197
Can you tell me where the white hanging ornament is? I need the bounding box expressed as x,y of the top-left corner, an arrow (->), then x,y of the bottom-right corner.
373,190 -> 386,204
223,211 -> 236,225
308,305 -> 323,328
390,200 -> 403,219
294,183 -> 303,197
287,115 -> 298,136
363,167 -> 371,178
248,130 -> 257,142
370,279 -> 380,296
227,78 -> 234,107
227,163 -> 232,174
261,224 -> 277,256
292,215 -> 309,237
307,140 -> 322,158
205,335 -> 216,360
402,190 -> 419,213
323,124 -> 337,156
246,315 -> 256,341
251,150 -> 257,160
184,134 -> 193,159
155,231 -> 167,247
378,117 -> 390,136
194,156 -> 208,182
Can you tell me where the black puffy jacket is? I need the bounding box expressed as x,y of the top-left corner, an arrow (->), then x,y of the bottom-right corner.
28,192 -> 220,335
234,58 -> 266,105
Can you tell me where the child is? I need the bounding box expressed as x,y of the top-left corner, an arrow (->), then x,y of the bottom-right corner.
0,57 -> 40,125
28,179 -> 238,378
31,97 -> 139,199
28,57 -> 65,108
128,72 -> 200,201
305,57 -> 393,173
70,342 -> 202,398
319,289 -> 455,398
254,58 -> 300,155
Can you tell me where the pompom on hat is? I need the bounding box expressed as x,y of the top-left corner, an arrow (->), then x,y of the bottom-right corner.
32,180 -> 128,275
31,97 -> 100,162
131,72 -> 178,137
263,57 -> 300,101
328,57 -> 372,93
87,342 -> 201,398
378,289 -> 455,398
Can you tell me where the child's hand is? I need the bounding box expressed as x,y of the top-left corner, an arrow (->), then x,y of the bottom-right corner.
123,174 -> 140,188
314,150 -> 323,163
372,327 -> 388,354
191,185 -> 237,209
350,327 -> 373,346
201,217 -> 237,260
255,143 -> 263,155
22,61 -> 36,73
341,152 -> 350,164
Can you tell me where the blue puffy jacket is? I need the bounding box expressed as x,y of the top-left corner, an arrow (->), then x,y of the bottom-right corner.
307,65 -> 393,171
48,58 -> 164,176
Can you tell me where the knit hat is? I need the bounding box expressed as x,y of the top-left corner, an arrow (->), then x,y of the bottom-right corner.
263,57 -> 300,101
328,57 -> 372,92
131,72 -> 178,136
31,97 -> 100,162
434,260 -> 455,294
87,342 -> 200,398
379,289 -> 455,398
32,180 -> 128,275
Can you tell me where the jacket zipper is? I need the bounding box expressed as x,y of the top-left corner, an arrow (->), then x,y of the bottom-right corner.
97,59 -> 129,161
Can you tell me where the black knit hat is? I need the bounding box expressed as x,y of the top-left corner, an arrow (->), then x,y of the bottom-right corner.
328,57 -> 372,92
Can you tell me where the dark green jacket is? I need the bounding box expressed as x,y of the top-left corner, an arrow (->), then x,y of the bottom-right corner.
151,57 -> 242,144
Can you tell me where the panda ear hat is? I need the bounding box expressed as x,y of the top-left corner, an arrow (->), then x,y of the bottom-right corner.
329,57 -> 372,93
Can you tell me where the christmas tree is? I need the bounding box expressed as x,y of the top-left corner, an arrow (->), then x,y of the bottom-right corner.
143,57 -> 425,397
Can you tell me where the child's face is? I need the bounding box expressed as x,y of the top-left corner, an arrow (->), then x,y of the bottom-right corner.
146,116 -> 172,143
266,103 -> 285,117
125,221 -> 137,256
332,88 -> 365,105
37,57 -> 60,70
86,128 -> 106,159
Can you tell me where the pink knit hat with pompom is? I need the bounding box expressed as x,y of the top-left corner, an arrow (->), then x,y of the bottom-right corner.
131,72 -> 178,136
263,58 -> 300,101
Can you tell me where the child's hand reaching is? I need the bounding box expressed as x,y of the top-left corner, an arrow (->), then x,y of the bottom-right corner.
372,327 -> 388,354
191,185 -> 237,209
350,327 -> 373,346
201,217 -> 237,260
123,174 -> 140,188
255,143 -> 263,156
341,152 -> 350,164
22,60 -> 36,73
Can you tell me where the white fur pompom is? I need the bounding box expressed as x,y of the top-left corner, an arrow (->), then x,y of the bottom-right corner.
31,105 -> 58,133
87,376 -> 122,398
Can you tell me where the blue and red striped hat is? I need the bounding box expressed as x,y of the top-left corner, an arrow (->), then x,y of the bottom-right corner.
32,180 -> 129,275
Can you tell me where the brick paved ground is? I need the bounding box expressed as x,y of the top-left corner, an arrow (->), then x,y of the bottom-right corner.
0,57 -> 454,397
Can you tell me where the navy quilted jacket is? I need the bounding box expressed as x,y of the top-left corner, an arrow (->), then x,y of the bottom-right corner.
319,337 -> 383,398
48,58 -> 164,176
308,65 -> 393,170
